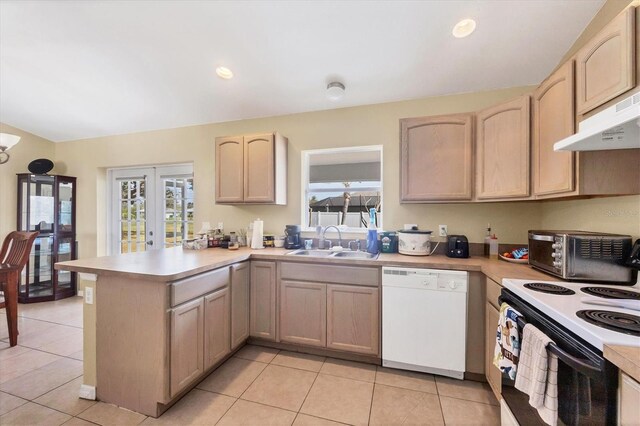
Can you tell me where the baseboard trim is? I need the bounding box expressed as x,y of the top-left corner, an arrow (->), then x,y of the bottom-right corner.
79,384 -> 96,400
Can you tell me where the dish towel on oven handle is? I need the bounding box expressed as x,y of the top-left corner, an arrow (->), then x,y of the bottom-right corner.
514,324 -> 559,426
493,302 -> 522,380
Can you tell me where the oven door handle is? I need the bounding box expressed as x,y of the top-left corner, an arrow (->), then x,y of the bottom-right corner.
510,314 -> 603,378
547,344 -> 602,379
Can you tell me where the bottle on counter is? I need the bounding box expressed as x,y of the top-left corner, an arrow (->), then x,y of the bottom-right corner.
489,234 -> 499,259
484,223 -> 492,256
366,208 -> 379,255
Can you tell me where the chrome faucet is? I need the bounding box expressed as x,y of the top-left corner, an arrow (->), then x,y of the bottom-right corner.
348,240 -> 361,251
322,226 -> 343,249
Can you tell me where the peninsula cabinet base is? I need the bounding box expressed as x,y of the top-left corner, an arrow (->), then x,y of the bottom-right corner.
247,337 -> 381,366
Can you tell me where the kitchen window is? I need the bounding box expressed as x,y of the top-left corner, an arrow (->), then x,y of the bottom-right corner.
301,146 -> 382,232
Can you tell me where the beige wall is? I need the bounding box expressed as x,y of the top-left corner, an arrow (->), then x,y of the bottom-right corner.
0,123 -> 56,238
55,86 -> 548,258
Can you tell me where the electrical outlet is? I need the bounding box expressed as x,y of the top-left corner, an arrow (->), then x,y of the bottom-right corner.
85,286 -> 94,305
217,222 -> 224,231
438,225 -> 448,237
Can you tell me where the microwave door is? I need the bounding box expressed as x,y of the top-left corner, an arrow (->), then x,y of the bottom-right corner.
529,235 -> 556,274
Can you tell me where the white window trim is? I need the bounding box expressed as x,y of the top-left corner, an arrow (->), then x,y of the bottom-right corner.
301,145 -> 383,234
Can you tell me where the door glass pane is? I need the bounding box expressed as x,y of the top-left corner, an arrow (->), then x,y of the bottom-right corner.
163,177 -> 194,248
117,178 -> 147,254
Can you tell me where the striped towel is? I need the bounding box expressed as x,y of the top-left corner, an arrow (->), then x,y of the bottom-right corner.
493,303 -> 521,380
514,324 -> 558,426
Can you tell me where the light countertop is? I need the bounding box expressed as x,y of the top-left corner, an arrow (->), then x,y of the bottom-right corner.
604,345 -> 640,382
56,245 -> 551,283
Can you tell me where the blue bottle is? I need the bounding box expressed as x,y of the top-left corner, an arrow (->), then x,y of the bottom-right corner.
366,208 -> 379,254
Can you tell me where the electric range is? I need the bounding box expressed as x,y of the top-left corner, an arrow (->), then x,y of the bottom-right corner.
502,278 -> 639,350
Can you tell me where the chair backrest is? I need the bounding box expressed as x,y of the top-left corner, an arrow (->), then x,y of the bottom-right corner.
0,231 -> 39,268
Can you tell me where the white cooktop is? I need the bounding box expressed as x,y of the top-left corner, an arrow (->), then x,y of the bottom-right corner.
501,278 -> 640,350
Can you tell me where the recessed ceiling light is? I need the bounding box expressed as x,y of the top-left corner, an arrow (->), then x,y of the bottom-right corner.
216,66 -> 234,80
326,82 -> 345,101
452,19 -> 476,38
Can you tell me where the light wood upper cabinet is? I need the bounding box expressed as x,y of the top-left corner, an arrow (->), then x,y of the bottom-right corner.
231,262 -> 250,350
279,280 -> 326,347
250,261 -> 277,341
400,113 -> 474,201
215,132 -> 288,205
215,137 -> 244,203
476,95 -> 530,200
533,61 -> 576,197
576,7 -> 636,115
170,298 -> 204,397
327,284 -> 379,356
204,288 -> 230,370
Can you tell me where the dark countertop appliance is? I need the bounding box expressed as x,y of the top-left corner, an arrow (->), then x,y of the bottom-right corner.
284,225 -> 301,249
446,235 -> 469,258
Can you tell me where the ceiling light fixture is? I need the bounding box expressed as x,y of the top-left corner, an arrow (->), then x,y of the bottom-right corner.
452,18 -> 476,38
0,133 -> 21,164
215,66 -> 234,80
326,82 -> 345,101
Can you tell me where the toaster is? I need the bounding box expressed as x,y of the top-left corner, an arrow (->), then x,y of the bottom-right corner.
446,235 -> 469,258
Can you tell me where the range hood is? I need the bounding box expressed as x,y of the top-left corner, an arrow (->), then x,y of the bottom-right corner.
554,92 -> 640,151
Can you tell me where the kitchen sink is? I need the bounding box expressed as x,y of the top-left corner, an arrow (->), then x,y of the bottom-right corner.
287,249 -> 334,257
331,251 -> 379,259
286,249 -> 378,260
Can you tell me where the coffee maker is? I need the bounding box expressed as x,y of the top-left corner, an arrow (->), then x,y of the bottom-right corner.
284,225 -> 302,249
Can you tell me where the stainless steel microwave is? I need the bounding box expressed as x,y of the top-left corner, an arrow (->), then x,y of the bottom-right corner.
528,230 -> 635,283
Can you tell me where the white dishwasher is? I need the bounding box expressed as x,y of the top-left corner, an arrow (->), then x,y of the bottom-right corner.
382,266 -> 468,379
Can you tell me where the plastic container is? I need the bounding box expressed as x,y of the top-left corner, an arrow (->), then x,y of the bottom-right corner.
489,234 -> 499,259
380,231 -> 398,253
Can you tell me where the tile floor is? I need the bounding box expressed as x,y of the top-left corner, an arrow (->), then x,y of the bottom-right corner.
0,297 -> 500,425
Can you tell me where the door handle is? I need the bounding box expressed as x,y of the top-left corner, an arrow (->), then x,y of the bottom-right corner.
146,241 -> 154,246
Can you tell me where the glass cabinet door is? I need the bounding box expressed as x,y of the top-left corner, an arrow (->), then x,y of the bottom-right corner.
57,179 -> 75,234
55,237 -> 75,292
20,235 -> 54,299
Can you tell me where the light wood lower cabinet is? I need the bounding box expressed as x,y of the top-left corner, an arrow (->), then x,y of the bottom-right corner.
485,277 -> 502,400
250,261 -> 277,340
204,288 -> 230,370
620,372 -> 640,426
327,284 -> 379,355
485,301 -> 501,400
231,262 -> 250,349
279,280 -> 326,347
476,95 -> 530,200
170,298 -> 204,398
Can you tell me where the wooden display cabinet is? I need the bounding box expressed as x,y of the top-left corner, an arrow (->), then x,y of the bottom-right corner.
17,174 -> 77,303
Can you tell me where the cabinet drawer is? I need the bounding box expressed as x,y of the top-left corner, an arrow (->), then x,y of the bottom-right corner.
280,262 -> 379,287
171,267 -> 230,307
486,277 -> 502,310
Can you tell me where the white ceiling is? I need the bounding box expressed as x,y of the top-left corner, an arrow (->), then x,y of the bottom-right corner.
0,0 -> 604,142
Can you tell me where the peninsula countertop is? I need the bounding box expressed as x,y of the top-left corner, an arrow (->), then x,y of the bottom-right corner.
55,245 -> 551,283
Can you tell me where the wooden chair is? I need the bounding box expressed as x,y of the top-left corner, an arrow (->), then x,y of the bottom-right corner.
0,231 -> 39,346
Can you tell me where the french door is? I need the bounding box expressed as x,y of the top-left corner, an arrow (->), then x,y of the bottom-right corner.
109,164 -> 194,255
